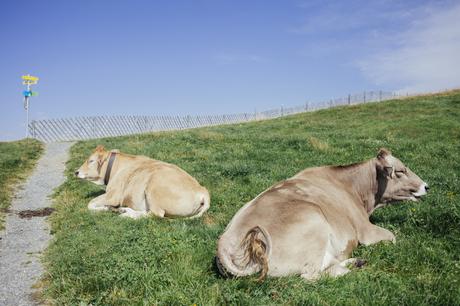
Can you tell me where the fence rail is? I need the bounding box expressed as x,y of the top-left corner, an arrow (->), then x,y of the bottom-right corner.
29,90 -> 401,142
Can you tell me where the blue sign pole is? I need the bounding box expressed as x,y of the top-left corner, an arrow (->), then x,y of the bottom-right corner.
25,83 -> 30,138
21,75 -> 39,138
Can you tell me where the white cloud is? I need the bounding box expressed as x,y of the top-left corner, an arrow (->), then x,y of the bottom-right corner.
358,3 -> 460,93
289,1 -> 421,36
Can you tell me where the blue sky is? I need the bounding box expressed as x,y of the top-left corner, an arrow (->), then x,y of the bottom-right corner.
1,0 -> 459,140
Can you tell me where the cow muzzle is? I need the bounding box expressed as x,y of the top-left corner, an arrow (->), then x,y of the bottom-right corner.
412,182 -> 429,199
75,170 -> 87,179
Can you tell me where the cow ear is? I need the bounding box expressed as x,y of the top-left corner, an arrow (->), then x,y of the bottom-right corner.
377,148 -> 394,179
95,145 -> 105,152
377,162 -> 394,179
384,166 -> 395,179
377,148 -> 391,159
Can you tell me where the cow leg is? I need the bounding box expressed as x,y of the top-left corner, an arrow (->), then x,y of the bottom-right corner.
359,224 -> 396,246
300,268 -> 321,281
301,259 -> 354,280
119,207 -> 149,219
88,194 -> 110,211
339,258 -> 361,267
143,195 -> 165,218
302,258 -> 359,280
324,263 -> 351,278
147,205 -> 165,218
325,257 -> 367,278
300,259 -> 326,281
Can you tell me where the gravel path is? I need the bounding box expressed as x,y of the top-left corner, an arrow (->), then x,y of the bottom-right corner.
0,142 -> 73,306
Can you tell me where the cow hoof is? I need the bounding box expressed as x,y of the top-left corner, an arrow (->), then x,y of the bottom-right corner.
106,205 -> 121,213
354,259 -> 367,268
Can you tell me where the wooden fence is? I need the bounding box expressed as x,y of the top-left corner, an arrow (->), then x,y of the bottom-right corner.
29,90 -> 400,142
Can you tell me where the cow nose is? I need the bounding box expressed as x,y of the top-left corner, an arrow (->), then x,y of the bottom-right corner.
425,184 -> 429,192
75,170 -> 79,176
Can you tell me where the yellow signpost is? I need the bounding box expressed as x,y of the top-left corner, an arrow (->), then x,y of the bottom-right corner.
22,75 -> 39,83
21,74 -> 39,138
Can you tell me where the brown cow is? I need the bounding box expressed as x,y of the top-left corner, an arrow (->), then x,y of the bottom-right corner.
216,149 -> 428,281
75,145 -> 210,219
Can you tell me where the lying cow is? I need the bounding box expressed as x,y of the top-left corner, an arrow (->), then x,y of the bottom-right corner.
75,145 -> 210,219
216,149 -> 428,281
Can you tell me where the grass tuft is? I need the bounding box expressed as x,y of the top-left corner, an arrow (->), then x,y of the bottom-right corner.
0,139 -> 43,229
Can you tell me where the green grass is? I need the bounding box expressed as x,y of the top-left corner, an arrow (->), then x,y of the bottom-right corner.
44,92 -> 460,305
0,139 -> 43,229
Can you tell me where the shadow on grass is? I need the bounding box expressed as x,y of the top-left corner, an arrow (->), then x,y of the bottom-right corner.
85,189 -> 105,199
370,209 -> 408,226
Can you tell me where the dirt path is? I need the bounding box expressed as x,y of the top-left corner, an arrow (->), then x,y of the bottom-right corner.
0,142 -> 73,306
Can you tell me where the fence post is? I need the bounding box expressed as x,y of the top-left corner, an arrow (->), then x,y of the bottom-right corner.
32,120 -> 35,138
348,94 -> 351,105
379,90 -> 382,102
363,91 -> 366,103
305,101 -> 309,111
88,117 -> 96,138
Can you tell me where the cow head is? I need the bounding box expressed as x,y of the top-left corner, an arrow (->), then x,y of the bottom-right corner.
376,148 -> 429,204
75,145 -> 108,185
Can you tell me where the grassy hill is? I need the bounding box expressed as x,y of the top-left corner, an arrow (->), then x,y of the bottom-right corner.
44,91 -> 460,305
0,139 -> 43,229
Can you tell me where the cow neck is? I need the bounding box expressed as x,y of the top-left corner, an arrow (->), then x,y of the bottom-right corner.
103,152 -> 117,185
331,159 -> 379,214
373,165 -> 390,212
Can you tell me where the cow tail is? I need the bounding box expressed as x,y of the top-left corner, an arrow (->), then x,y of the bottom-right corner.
241,226 -> 270,281
198,189 -> 210,212
187,189 -> 210,219
216,226 -> 271,282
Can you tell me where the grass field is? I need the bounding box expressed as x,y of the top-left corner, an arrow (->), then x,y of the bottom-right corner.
0,139 -> 43,229
44,92 -> 460,305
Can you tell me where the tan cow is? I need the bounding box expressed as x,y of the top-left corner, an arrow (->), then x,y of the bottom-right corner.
75,145 -> 210,219
216,149 -> 428,281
